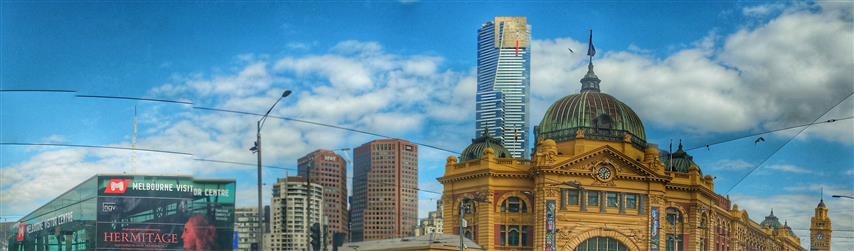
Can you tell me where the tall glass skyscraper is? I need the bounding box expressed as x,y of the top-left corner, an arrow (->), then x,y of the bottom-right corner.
475,17 -> 531,159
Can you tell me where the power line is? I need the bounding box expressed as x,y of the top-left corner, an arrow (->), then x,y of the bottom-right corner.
0,142 -> 192,156
0,89 -> 76,93
724,91 -> 854,194
197,158 -> 443,195
76,94 -> 193,105
1,141 -> 443,196
193,105 -> 461,154
194,158 -> 296,171
687,116 -> 854,151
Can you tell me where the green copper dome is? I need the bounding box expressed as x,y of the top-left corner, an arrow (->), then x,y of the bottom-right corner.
536,63 -> 646,146
460,135 -> 512,162
660,142 -> 700,174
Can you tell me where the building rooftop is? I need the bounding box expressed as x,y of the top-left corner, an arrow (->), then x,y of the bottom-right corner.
338,233 -> 482,251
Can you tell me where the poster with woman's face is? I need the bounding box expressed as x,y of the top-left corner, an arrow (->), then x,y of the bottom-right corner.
96,176 -> 235,250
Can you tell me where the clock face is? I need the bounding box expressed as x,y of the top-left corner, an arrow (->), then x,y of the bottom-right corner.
597,166 -> 613,181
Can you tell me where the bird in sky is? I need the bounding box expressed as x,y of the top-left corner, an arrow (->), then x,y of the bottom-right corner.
754,136 -> 766,144
568,48 -> 574,53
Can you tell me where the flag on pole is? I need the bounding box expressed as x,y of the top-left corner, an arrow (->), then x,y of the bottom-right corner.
587,30 -> 596,57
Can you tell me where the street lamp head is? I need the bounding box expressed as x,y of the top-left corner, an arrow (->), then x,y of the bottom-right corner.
281,90 -> 292,98
832,195 -> 841,198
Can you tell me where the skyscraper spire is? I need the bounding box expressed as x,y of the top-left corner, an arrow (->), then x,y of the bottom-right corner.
580,29 -> 601,93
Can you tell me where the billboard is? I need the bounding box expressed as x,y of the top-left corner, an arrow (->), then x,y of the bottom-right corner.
96,176 -> 235,250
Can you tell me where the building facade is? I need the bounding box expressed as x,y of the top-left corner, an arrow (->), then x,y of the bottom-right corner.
6,174 -> 236,251
269,176 -> 324,251
234,207 -> 263,251
810,199 -> 832,250
298,149 -> 349,247
351,139 -> 419,241
475,16 -> 531,159
439,59 -> 808,251
415,200 -> 444,236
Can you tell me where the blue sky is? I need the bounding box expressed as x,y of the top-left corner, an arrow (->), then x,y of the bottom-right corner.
2,1 -> 852,249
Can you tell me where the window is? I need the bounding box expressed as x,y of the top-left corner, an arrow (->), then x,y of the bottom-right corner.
499,225 -> 529,247
508,226 -> 520,246
607,192 -> 619,208
588,191 -> 599,206
666,234 -> 683,251
500,196 -> 527,213
574,237 -> 628,251
626,194 -> 637,209
666,208 -> 682,226
567,190 -> 579,205
500,225 -> 506,245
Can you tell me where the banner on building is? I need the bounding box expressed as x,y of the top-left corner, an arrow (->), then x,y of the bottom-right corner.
651,207 -> 660,251
546,200 -> 557,251
96,176 -> 235,250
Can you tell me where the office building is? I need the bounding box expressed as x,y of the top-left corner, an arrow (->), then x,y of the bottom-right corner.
351,139 -> 418,241
298,149 -> 349,248
475,16 -> 532,159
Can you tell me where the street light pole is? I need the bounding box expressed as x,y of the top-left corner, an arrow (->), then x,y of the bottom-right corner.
459,199 -> 466,251
832,195 -> 854,200
252,90 -> 291,251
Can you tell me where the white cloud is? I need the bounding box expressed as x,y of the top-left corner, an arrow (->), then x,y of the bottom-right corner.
742,3 -> 787,17
708,159 -> 754,171
731,191 -> 854,250
764,164 -> 810,174
2,39 -> 475,219
530,3 -> 853,142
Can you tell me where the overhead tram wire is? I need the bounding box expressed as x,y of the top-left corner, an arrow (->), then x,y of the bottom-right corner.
195,158 -> 443,195
62,93 -> 458,154
192,106 -> 460,154
0,142 -> 192,156
724,90 -> 854,195
75,94 -> 193,105
0,141 -> 444,199
0,89 -> 77,93
194,158 -> 296,171
686,116 -> 854,151
29,93 -> 632,190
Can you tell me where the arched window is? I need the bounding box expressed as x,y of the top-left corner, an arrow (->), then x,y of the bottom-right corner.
574,237 -> 628,251
666,208 -> 684,251
499,225 -> 530,247
500,196 -> 528,213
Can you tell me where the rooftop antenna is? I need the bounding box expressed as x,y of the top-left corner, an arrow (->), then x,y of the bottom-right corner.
130,105 -> 138,174
668,139 -> 673,171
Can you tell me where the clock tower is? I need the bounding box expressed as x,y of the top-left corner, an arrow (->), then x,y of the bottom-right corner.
810,198 -> 832,250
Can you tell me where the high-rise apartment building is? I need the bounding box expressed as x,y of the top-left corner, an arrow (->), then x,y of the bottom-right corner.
269,176 -> 324,251
475,16 -> 531,159
351,139 -> 419,241
234,207 -> 264,251
415,200 -> 443,236
298,149 -> 349,247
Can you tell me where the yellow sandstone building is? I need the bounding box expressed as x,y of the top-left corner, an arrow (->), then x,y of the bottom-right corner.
438,60 -> 823,251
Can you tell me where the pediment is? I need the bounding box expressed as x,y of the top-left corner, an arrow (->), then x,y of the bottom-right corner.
546,145 -> 668,181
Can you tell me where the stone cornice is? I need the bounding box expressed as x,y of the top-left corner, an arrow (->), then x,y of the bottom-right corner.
437,169 -> 530,183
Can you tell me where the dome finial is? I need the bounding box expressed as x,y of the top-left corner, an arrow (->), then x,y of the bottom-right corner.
580,29 -> 601,93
